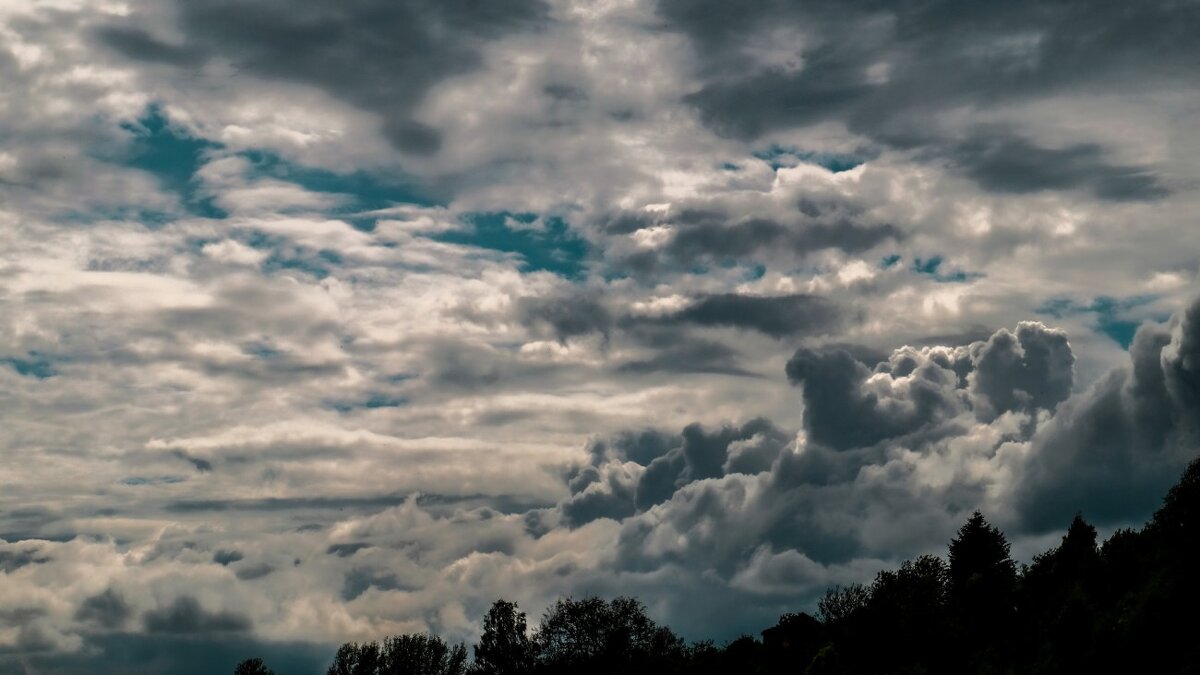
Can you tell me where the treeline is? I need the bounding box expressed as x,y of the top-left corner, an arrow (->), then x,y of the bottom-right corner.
236,457 -> 1200,675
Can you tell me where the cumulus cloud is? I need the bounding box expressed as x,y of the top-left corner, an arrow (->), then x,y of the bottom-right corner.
1013,297 -> 1200,529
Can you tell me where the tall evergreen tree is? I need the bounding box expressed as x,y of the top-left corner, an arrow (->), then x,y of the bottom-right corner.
471,600 -> 535,675
948,511 -> 1017,666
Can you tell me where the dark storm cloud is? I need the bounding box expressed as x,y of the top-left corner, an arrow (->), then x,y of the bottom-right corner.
517,293 -> 613,343
92,26 -> 205,67
786,346 -> 965,451
75,589 -> 133,628
615,336 -> 757,377
602,297 -> 1199,589
606,207 -> 902,272
970,321 -> 1074,421
660,0 -> 1195,198
142,596 -> 252,634
663,293 -> 842,339
667,218 -> 903,262
785,321 -> 1074,451
94,0 -> 550,154
589,428 -> 680,467
949,132 -> 1170,201
1014,297 -> 1200,530
560,418 -> 793,526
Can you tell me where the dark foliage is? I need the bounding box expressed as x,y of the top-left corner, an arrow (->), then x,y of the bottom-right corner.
471,600 -> 535,675
533,596 -> 686,675
234,658 -> 276,675
325,633 -> 467,675
237,457 -> 1200,675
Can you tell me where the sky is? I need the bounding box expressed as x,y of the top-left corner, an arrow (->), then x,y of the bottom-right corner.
2,0 -> 1199,672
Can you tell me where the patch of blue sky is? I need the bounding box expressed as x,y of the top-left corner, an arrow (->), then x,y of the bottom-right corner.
239,229 -> 342,279
3,352 -> 57,379
238,150 -> 436,230
241,341 -> 283,360
115,105 -> 436,227
752,144 -> 867,173
431,212 -> 589,279
324,393 -> 408,414
1036,294 -> 1161,348
121,476 -> 186,486
261,252 -> 335,279
118,104 -> 225,219
880,254 -> 902,268
913,256 -> 982,283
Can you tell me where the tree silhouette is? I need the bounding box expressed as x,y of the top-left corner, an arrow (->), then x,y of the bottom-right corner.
947,510 -> 1017,665
471,599 -> 535,675
1019,513 -> 1100,671
815,584 -> 869,627
327,640 -> 382,675
533,596 -> 684,674
326,635 -> 466,675
234,657 -> 276,675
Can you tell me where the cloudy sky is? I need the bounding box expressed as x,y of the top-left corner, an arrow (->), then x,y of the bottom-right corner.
2,0 -> 1199,672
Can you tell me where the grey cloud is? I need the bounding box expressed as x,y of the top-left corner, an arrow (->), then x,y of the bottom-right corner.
142,596 -> 252,634
615,338 -> 757,377
668,218 -> 903,262
97,0 -> 550,154
608,208 -> 902,273
420,339 -> 562,392
1014,297 -> 1200,530
608,297 -> 1199,599
212,549 -> 244,565
786,347 -> 964,451
93,26 -> 205,67
970,321 -> 1075,421
75,589 -> 133,628
341,567 -> 412,601
950,132 -> 1169,201
517,294 -> 612,344
326,542 -> 371,558
588,429 -> 679,466
560,471 -> 639,528
173,450 -> 213,473
661,0 -> 1194,198
0,547 -> 50,572
234,563 -> 275,581
664,293 -> 842,339
786,320 -> 1074,451
562,418 -> 792,526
